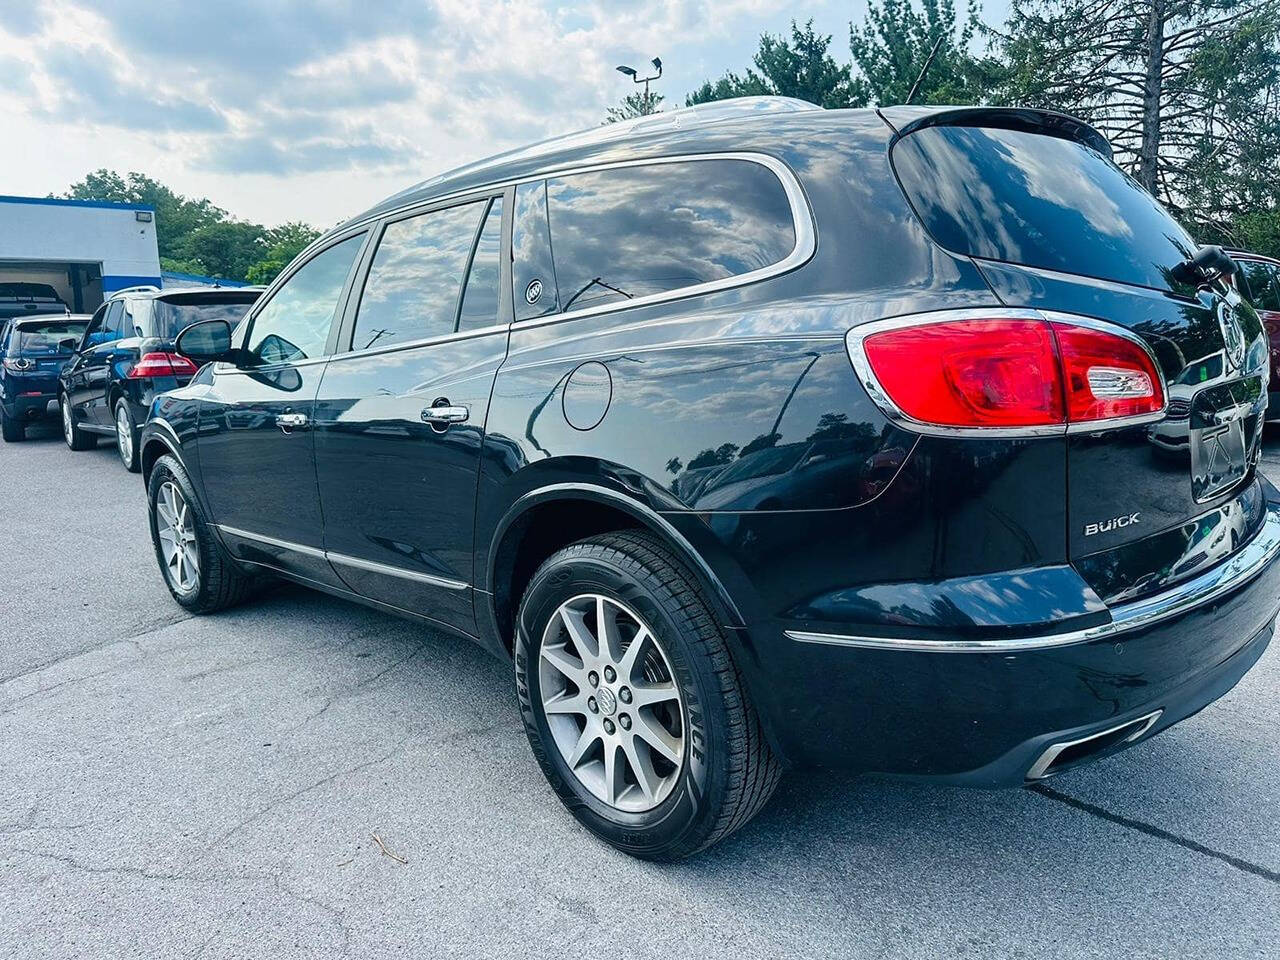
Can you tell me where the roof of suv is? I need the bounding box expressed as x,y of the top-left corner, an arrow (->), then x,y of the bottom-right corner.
342,99 -> 1111,235
109,285 -> 265,302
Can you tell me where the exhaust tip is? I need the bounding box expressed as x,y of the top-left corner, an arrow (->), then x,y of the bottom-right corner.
1027,709 -> 1163,781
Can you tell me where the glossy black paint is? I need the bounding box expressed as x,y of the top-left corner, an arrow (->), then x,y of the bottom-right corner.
140,102 -> 1280,781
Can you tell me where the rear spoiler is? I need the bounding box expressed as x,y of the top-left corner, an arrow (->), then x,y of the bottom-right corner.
877,106 -> 1112,159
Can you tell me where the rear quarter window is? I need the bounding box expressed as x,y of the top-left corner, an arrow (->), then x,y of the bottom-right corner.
892,125 -> 1196,292
540,158 -> 798,313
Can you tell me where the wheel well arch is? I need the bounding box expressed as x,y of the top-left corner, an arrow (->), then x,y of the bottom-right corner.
485,485 -> 746,656
140,434 -> 177,485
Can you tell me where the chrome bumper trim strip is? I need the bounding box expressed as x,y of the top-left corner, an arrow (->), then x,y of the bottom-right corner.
786,499 -> 1280,653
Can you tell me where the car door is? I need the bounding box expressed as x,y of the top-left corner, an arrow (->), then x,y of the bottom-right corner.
312,191 -> 511,631
1237,258 -> 1280,401
66,300 -> 123,426
196,230 -> 368,586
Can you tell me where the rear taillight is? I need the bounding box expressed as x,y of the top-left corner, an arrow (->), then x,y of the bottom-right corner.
128,352 -> 199,379
2,357 -> 34,372
849,312 -> 1165,434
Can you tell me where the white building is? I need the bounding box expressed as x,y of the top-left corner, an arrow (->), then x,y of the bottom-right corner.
0,194 -> 162,312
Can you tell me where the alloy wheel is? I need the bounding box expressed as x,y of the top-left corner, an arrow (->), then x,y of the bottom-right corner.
155,481 -> 199,592
61,400 -> 73,444
116,406 -> 133,465
538,594 -> 685,812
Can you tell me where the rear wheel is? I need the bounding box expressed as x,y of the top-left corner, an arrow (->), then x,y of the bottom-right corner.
515,530 -> 781,860
61,395 -> 96,450
1,409 -> 23,442
147,454 -> 257,613
114,399 -> 140,472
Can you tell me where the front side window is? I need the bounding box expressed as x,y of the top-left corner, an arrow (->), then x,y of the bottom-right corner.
246,234 -> 364,364
353,200 -> 488,350
543,159 -> 797,313
88,301 -> 125,346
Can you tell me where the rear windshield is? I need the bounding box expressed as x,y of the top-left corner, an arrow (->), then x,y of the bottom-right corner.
8,319 -> 88,355
893,125 -> 1196,292
152,293 -> 260,338
0,283 -> 62,301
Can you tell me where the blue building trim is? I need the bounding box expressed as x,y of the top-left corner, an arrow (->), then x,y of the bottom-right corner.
103,274 -> 163,293
0,194 -> 157,213
161,270 -> 250,288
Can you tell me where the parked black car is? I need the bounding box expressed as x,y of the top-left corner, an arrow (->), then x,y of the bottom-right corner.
1226,249 -> 1280,420
60,286 -> 262,470
0,282 -> 70,326
138,99 -> 1280,859
1,314 -> 91,441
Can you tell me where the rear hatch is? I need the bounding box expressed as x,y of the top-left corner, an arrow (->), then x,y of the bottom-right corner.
142,290 -> 261,384
888,109 -> 1269,603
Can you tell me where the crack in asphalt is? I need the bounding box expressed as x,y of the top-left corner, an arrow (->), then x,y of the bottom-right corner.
1031,784 -> 1280,885
0,611 -> 194,686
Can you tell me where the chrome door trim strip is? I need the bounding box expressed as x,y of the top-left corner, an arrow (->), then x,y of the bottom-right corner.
216,524 -> 327,559
786,497 -> 1280,653
326,551 -> 468,591
214,525 -> 469,591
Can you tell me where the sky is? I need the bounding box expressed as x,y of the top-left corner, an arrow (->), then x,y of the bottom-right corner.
0,0 -> 1010,229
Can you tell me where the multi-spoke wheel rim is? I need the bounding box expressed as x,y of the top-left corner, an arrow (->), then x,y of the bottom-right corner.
116,407 -> 132,464
155,481 -> 199,592
62,401 -> 73,444
539,594 -> 685,813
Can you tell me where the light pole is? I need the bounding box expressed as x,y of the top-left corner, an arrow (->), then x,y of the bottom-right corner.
616,57 -> 663,114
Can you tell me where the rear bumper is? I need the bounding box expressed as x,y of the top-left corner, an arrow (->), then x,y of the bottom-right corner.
757,479 -> 1280,781
1,392 -> 58,420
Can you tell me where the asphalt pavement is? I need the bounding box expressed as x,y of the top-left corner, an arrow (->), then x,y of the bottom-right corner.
3,417 -> 1279,959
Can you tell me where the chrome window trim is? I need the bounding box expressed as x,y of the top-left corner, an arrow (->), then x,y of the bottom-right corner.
290,152 -> 813,349
844,307 -> 1169,439
785,494 -> 1280,653
215,524 -> 469,591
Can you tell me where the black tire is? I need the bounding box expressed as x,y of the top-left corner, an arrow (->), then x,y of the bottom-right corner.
1,409 -> 23,443
515,529 -> 781,860
147,454 -> 257,613
60,395 -> 96,450
113,398 -> 141,472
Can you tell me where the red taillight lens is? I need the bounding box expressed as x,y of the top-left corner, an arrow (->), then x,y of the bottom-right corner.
1051,321 -> 1164,423
856,315 -> 1164,431
128,352 -> 199,379
862,319 -> 1065,428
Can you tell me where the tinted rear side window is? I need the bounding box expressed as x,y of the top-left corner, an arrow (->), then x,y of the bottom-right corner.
893,125 -> 1196,292
152,294 -> 260,338
544,159 -> 796,313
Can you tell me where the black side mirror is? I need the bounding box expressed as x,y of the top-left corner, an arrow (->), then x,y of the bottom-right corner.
175,319 -> 239,365
58,338 -> 78,352
1172,245 -> 1237,288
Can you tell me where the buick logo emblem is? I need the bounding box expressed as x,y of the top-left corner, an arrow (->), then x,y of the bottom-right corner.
525,279 -> 543,305
1219,303 -> 1246,373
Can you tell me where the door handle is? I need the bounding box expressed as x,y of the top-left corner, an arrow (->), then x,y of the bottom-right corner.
276,412 -> 309,433
420,404 -> 469,426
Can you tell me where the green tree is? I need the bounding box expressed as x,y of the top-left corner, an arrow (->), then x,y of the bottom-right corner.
169,220 -> 268,282
604,89 -> 666,123
245,221 -> 322,284
994,0 -> 1280,238
688,20 -> 858,107
850,0 -> 994,104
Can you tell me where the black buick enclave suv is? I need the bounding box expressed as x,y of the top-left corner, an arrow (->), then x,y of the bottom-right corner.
139,99 -> 1280,859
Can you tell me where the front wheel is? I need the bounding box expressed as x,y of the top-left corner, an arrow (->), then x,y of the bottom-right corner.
114,399 -> 141,472
61,396 -> 96,450
147,454 -> 257,613
515,530 -> 781,860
